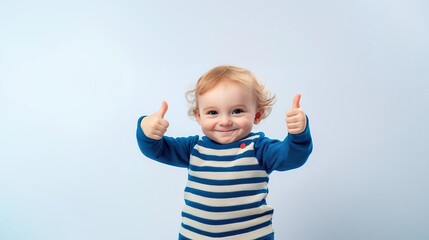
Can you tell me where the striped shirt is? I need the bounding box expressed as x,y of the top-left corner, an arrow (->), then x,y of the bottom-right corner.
136,116 -> 313,239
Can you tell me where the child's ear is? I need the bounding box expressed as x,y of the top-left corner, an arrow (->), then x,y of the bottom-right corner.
195,109 -> 202,125
254,108 -> 265,124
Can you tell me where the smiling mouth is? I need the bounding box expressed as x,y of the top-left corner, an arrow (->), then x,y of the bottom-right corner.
216,129 -> 237,133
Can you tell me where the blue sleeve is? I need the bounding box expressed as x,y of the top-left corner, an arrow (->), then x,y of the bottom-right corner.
255,116 -> 313,173
136,116 -> 198,168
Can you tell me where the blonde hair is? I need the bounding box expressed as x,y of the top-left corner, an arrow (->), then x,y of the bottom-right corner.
186,65 -> 276,121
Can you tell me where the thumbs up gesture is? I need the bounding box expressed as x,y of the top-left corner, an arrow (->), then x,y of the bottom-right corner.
140,101 -> 170,140
286,94 -> 307,134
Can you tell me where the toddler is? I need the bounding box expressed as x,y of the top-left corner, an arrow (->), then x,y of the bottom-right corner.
136,65 -> 313,239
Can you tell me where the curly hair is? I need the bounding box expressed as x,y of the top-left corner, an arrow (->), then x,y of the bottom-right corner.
186,65 -> 276,122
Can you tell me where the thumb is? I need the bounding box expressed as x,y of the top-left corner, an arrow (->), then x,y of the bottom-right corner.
292,94 -> 301,109
157,101 -> 168,118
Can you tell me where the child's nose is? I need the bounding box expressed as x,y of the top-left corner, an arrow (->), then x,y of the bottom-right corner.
219,115 -> 232,125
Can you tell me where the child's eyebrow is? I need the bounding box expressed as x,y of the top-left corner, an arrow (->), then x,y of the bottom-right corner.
232,104 -> 249,109
201,106 -> 218,111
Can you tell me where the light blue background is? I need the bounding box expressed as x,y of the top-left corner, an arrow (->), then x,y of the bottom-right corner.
1,0 -> 428,239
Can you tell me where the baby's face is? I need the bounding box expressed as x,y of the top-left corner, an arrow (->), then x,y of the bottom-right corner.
196,81 -> 261,144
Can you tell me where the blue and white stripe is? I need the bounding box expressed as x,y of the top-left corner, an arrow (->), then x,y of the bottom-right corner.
179,134 -> 274,239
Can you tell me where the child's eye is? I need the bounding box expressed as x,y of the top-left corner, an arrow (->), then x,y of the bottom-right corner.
232,109 -> 244,114
207,110 -> 218,115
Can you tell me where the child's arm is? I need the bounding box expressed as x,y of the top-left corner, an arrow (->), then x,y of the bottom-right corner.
136,101 -> 197,168
257,94 -> 313,173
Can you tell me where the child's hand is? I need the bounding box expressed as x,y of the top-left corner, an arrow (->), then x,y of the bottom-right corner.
286,94 -> 307,134
141,101 -> 169,140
